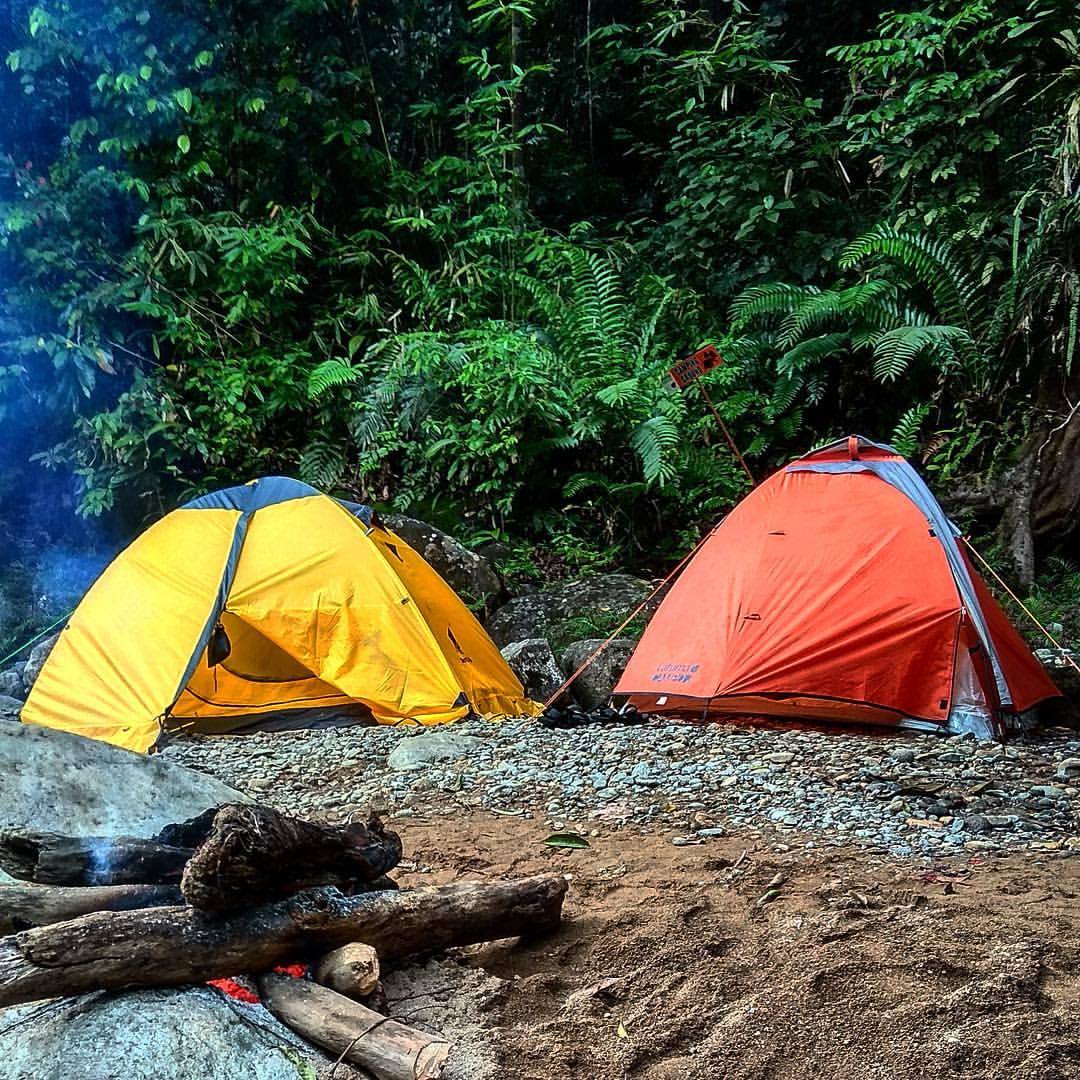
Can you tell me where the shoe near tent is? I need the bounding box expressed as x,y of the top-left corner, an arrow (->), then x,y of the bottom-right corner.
614,436 -> 1060,739
21,477 -> 537,753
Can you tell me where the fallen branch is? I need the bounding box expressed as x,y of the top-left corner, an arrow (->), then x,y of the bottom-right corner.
0,874 -> 568,1008
181,804 -> 402,913
259,973 -> 448,1080
0,883 -> 182,933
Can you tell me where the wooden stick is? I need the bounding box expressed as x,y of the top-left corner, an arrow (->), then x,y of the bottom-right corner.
259,974 -> 449,1080
0,883 -> 182,933
315,942 -> 381,998
0,874 -> 569,1008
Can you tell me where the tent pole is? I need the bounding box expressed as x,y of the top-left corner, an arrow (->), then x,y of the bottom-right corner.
697,382 -> 755,486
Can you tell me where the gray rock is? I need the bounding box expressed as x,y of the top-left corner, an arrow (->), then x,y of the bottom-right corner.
21,631 -> 60,691
381,513 -> 503,608
0,696 -> 22,720
963,813 -> 990,835
1055,757 -> 1080,779
559,638 -> 635,709
487,574 -> 654,648
764,752 -> 795,765
0,723 -> 246,837
0,670 -> 23,700
501,638 -> 564,702
1030,784 -> 1067,799
0,987 -> 337,1080
387,729 -> 484,772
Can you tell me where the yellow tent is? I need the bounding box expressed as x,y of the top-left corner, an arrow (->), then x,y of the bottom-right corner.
22,477 -> 537,752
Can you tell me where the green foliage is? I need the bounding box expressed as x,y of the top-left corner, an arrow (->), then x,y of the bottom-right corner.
1021,556 -> 1080,647
2,0 -> 1079,579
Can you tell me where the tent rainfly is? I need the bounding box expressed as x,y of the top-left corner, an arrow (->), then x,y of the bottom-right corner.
614,436 -> 1060,739
22,477 -> 536,752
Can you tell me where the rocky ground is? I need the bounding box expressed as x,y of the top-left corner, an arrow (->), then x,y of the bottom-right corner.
161,716 -> 1080,858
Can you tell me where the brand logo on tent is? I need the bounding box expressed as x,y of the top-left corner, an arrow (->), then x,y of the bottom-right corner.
650,662 -> 700,684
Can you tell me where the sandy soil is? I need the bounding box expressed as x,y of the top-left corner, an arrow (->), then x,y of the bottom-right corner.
389,814 -> 1080,1080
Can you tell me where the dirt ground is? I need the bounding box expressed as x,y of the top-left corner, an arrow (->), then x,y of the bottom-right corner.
391,814 -> 1080,1080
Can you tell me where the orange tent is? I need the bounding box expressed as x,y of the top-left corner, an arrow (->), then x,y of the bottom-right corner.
614,436 -> 1059,738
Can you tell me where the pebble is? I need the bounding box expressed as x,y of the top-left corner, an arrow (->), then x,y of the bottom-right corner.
161,717 -> 1080,861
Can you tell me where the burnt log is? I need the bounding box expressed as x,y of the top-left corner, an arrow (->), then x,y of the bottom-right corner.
0,873 -> 569,1008
0,829 -> 192,886
180,804 -> 402,913
0,883 -> 182,934
259,974 -> 449,1080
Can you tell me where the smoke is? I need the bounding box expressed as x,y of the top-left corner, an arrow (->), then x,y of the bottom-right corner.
85,836 -> 116,886
32,547 -> 111,616
0,452 -> 121,655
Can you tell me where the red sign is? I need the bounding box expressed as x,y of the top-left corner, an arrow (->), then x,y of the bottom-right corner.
668,344 -> 722,389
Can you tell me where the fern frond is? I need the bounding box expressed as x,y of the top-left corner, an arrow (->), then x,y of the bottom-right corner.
776,332 -> 850,375
596,377 -> 641,406
839,224 -> 983,332
308,359 -> 359,398
298,436 -> 348,489
769,374 -> 803,414
870,324 -> 974,381
776,280 -> 893,348
630,415 -> 681,486
729,283 -> 814,329
890,403 -> 931,456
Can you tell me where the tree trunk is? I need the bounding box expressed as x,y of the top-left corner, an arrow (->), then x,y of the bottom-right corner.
0,874 -> 568,1008
259,973 -> 449,1080
0,883 -> 182,933
180,804 -> 402,913
946,377 -> 1080,586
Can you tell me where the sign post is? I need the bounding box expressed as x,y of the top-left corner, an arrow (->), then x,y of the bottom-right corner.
667,345 -> 755,485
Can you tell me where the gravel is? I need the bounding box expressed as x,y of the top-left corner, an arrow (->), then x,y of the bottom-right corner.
161,718 -> 1080,859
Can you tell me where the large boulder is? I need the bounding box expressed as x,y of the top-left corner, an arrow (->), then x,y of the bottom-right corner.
0,987 -> 351,1080
21,631 -> 60,692
487,574 -> 655,649
387,729 -> 485,772
0,723 -> 245,837
381,513 -> 503,608
0,669 -> 23,700
560,638 -> 636,709
501,638 -> 564,702
1036,648 -> 1080,722
0,696 -> 22,721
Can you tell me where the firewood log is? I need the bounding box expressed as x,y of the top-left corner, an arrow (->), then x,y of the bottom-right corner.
259,974 -> 449,1080
314,942 -> 381,998
180,805 -> 402,913
0,829 -> 193,886
0,873 -> 568,1008
0,883 -> 182,933
0,805 -> 400,905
